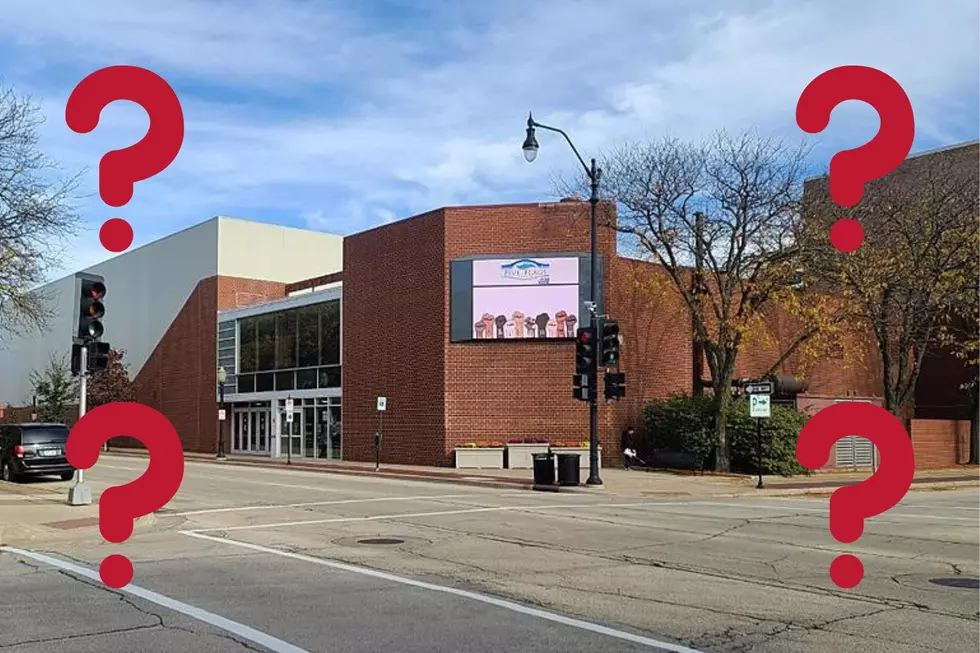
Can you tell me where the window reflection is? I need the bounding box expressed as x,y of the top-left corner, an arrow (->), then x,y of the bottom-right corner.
320,301 -> 340,365
256,314 -> 275,371
234,300 -> 341,394
276,310 -> 297,369
239,317 -> 257,373
298,306 -> 319,367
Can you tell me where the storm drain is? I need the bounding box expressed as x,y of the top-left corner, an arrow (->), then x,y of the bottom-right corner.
929,577 -> 980,590
356,537 -> 405,545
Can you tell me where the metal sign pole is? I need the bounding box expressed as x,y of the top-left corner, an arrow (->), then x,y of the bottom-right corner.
376,410 -> 383,472
755,417 -> 764,489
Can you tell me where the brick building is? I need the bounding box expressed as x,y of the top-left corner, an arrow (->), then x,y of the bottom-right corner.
1,198 -> 895,469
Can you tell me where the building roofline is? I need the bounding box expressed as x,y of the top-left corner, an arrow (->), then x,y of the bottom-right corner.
804,138 -> 979,183
345,199 -> 607,239
218,284 -> 342,320
216,215 -> 343,238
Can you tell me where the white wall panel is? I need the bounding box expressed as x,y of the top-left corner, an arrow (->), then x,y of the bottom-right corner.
0,220 -> 219,405
217,217 -> 342,283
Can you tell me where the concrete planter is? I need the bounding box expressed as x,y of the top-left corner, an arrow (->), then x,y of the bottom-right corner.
454,447 -> 505,469
550,447 -> 601,470
506,443 -> 550,469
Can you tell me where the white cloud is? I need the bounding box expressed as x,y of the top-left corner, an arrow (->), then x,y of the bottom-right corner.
0,0 -> 975,281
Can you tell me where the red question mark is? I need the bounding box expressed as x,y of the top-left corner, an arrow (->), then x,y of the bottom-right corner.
66,402 -> 185,588
796,402 -> 915,588
65,65 -> 184,253
796,65 -> 915,253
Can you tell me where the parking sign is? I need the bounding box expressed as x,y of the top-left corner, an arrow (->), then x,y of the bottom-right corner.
750,394 -> 771,418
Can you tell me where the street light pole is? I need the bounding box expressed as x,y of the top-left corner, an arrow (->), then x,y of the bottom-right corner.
523,112 -> 604,486
216,366 -> 227,460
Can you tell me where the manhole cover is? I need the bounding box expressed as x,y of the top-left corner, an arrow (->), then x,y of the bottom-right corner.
929,577 -> 980,589
356,538 -> 405,545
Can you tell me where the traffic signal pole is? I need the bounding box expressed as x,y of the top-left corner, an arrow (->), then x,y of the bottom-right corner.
587,157 -> 603,487
67,345 -> 92,506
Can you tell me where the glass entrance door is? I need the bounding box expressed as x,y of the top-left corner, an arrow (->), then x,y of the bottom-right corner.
279,409 -> 302,457
303,407 -> 315,458
233,407 -> 270,454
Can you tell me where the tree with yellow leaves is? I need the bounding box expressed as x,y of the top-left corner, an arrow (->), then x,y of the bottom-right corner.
802,142 -> 979,426
573,131 -> 840,472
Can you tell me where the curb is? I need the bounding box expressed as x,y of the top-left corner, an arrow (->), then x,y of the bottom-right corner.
101,450 -> 977,496
105,449 -> 533,492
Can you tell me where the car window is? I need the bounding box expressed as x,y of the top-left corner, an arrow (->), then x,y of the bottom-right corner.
22,428 -> 70,445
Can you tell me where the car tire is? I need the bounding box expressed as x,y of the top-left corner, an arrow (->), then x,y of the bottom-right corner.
1,460 -> 17,483
60,471 -> 75,481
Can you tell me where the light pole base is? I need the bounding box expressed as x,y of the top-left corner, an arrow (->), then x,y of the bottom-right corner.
67,482 -> 92,506
585,476 -> 604,487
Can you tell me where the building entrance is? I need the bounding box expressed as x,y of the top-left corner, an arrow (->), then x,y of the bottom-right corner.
276,397 -> 341,460
232,406 -> 271,454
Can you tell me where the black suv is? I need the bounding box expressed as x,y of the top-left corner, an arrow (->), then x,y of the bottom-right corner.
0,423 -> 75,482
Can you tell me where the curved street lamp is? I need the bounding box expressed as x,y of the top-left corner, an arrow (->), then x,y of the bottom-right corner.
521,112 -> 604,487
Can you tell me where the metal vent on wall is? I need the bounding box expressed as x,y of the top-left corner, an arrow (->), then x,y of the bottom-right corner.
833,399 -> 877,469
835,435 -> 875,468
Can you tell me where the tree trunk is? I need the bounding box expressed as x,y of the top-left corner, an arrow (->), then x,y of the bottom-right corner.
712,365 -> 735,473
970,384 -> 979,465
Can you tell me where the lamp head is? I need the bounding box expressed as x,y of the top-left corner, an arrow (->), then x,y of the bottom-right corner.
522,112 -> 539,163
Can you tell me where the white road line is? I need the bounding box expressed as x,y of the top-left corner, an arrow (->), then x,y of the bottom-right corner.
181,501 -> 718,533
0,546 -> 311,653
689,501 -> 979,521
182,499 -> 980,534
0,494 -> 58,500
170,493 -> 478,516
182,505 -> 559,533
181,532 -> 704,653
96,464 -> 355,494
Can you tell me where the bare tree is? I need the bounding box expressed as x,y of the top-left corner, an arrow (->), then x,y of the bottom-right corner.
0,83 -> 82,343
570,131 -> 835,472
802,143 -> 979,423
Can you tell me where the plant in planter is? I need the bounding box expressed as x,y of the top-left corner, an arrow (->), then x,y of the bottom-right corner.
454,440 -> 506,469
551,440 -> 602,470
506,438 -> 551,469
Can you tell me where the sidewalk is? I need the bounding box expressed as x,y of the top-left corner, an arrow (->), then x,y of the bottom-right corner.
105,448 -> 979,497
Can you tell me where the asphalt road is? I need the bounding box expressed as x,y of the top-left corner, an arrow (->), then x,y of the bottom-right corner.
1,455 -> 977,652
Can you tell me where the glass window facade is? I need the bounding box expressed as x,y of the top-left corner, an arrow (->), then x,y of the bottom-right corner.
235,299 -> 341,394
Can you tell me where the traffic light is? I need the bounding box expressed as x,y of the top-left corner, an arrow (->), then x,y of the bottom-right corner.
74,273 -> 106,344
572,373 -> 590,401
575,327 -> 597,376
71,342 -> 111,376
604,371 -> 626,400
89,342 -> 110,373
602,320 -> 621,366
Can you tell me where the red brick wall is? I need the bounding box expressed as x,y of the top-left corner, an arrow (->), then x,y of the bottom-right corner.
341,200 -> 888,468
441,201 -> 620,465
604,258 -> 693,444
910,418 -> 972,469
285,272 -> 344,295
342,210 -> 448,465
127,276 -> 286,453
733,301 -> 882,398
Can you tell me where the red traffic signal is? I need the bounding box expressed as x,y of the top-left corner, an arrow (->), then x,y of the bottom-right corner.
74,273 -> 106,344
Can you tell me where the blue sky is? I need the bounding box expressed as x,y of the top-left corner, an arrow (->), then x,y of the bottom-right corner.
1,0 -> 977,279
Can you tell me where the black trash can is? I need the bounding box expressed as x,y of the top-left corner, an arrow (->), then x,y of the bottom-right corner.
532,453 -> 555,486
557,453 -> 581,486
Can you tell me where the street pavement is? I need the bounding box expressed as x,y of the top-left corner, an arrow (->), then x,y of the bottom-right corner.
1,455 -> 977,652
